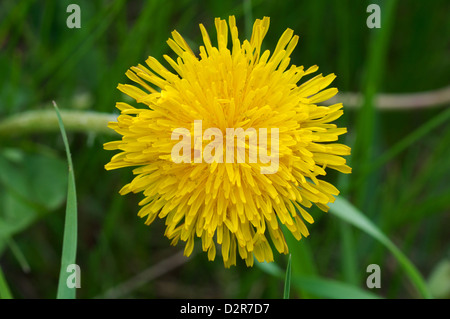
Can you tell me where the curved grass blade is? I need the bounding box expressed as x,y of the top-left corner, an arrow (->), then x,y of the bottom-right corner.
53,102 -> 78,299
291,276 -> 381,299
257,261 -> 380,299
354,107 -> 450,191
0,265 -> 13,299
7,238 -> 30,273
329,196 -> 432,299
283,254 -> 292,299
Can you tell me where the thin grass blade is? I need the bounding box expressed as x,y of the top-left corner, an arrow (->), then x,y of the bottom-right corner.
0,265 -> 12,299
283,254 -> 292,299
53,101 -> 78,299
7,238 -> 30,273
329,196 -> 432,299
257,261 -> 380,299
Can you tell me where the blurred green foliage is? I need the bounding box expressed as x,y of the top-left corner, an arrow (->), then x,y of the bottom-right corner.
0,0 -> 449,298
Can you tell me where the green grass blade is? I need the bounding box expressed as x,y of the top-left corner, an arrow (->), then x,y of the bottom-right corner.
339,222 -> 358,285
257,261 -> 380,299
53,102 -> 78,299
329,196 -> 432,299
282,225 -> 317,298
291,276 -> 380,299
283,254 -> 292,299
7,238 -> 30,273
360,107 -> 450,181
0,265 -> 13,299
353,0 -> 398,209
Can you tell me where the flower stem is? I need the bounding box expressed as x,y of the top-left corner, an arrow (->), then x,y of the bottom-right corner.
0,109 -> 118,136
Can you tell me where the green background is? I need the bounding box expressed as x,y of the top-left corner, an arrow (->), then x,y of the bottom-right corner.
0,0 -> 449,299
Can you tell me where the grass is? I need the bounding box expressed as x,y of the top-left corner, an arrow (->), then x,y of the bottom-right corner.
283,254 -> 291,299
329,197 -> 431,298
353,0 -> 398,211
0,265 -> 13,299
0,0 -> 449,299
53,101 -> 78,299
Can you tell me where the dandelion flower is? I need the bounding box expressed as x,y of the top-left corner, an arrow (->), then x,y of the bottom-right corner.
104,16 -> 351,267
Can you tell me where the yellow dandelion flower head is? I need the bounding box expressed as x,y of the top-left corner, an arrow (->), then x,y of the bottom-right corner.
104,16 -> 351,267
